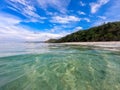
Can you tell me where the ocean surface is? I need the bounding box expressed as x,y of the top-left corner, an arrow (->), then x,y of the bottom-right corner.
0,42 -> 120,90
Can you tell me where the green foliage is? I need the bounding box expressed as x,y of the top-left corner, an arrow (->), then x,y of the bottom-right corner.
45,39 -> 57,43
53,21 -> 120,43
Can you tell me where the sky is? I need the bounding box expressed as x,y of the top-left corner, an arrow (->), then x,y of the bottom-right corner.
0,0 -> 120,42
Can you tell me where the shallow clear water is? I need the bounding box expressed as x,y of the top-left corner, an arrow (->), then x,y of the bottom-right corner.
0,43 -> 120,90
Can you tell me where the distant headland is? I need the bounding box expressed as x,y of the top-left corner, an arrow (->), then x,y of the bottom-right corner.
46,21 -> 120,43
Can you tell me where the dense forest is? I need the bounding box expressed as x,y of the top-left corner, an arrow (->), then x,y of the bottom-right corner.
47,21 -> 120,43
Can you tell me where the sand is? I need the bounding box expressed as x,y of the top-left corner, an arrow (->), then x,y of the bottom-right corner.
61,41 -> 120,51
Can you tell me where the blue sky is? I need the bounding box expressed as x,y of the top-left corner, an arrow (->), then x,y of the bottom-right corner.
0,0 -> 120,42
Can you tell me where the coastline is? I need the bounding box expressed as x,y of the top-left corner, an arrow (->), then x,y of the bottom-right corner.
61,41 -> 120,51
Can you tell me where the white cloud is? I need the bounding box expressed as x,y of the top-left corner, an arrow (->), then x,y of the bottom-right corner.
0,13 -> 63,42
90,0 -> 110,13
51,15 -> 81,24
93,0 -> 120,26
49,26 -> 70,36
50,15 -> 91,24
37,0 -> 71,13
80,1 -> 86,6
45,11 -> 59,16
98,16 -> 106,20
77,11 -> 86,15
83,18 -> 91,22
104,0 -> 120,22
10,0 -> 26,6
6,0 -> 46,22
74,26 -> 83,32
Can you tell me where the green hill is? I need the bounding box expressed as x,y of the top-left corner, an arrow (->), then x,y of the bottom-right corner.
45,39 -> 57,43
49,21 -> 120,43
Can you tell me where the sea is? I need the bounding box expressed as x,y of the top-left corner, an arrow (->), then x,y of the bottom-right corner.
0,42 -> 120,90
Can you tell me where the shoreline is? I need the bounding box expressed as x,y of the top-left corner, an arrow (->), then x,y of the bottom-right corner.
61,41 -> 120,51
62,41 -> 120,46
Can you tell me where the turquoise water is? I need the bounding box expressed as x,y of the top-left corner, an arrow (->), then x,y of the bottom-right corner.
0,43 -> 120,90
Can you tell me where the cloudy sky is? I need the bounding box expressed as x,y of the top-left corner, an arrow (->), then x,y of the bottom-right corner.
0,0 -> 120,42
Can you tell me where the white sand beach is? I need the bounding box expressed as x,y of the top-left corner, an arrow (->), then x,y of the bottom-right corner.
62,42 -> 120,51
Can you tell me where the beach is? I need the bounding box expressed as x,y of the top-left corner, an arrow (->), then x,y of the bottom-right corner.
62,41 -> 120,51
